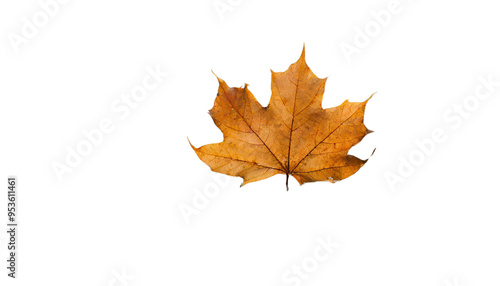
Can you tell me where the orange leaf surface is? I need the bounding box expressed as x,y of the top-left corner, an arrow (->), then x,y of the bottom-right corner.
190,47 -> 374,190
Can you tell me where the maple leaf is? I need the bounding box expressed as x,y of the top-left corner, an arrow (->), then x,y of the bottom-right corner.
190,47 -> 374,190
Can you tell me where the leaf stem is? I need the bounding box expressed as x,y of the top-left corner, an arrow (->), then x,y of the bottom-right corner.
286,174 -> 289,191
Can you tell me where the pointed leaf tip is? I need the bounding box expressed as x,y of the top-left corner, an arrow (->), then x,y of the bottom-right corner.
366,92 -> 377,102
187,137 -> 196,149
299,44 -> 306,62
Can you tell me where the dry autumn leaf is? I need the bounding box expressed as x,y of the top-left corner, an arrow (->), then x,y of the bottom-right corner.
190,47 -> 374,190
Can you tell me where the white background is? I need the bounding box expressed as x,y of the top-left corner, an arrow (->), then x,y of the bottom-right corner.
1,0 -> 500,285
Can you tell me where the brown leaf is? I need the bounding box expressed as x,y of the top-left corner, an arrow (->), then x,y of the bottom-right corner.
190,47 -> 374,190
